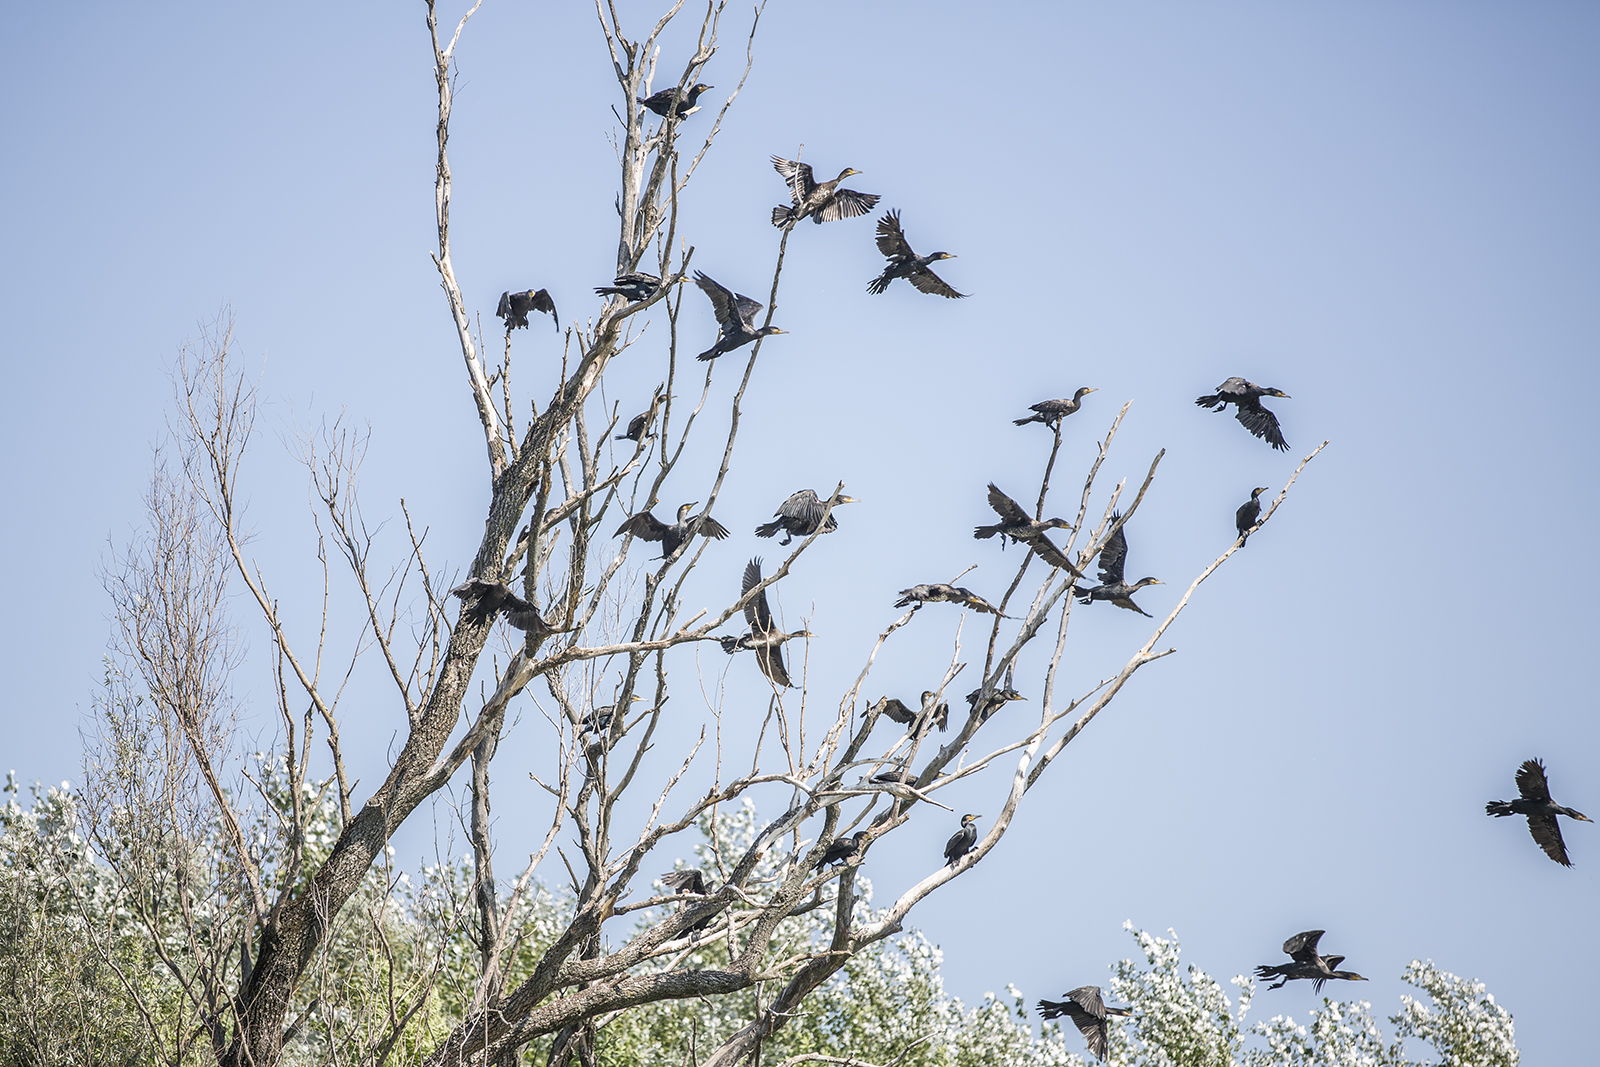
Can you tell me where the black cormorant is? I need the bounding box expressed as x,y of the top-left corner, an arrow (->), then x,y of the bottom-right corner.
637,83 -> 713,118
770,157 -> 880,228
754,489 -> 858,544
614,502 -> 731,558
1015,388 -> 1097,428
820,831 -> 870,868
974,484 -> 1082,575
894,584 -> 1005,617
595,272 -> 662,302
1195,377 -> 1290,451
661,869 -> 707,895
1236,487 -> 1269,545
1255,930 -> 1367,991
616,409 -> 656,443
496,288 -> 558,332
1074,513 -> 1162,616
944,814 -> 980,866
450,578 -> 570,636
578,696 -> 640,758
720,557 -> 810,688
867,210 -> 965,298
869,691 -> 949,733
1037,986 -> 1131,1063
1487,758 -> 1591,866
967,666 -> 1025,723
693,272 -> 786,360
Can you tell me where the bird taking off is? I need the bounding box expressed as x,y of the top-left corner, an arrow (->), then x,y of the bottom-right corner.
1195,377 -> 1290,451
1254,930 -> 1368,992
1037,986 -> 1131,1063
1236,487 -> 1270,546
496,288 -> 558,333
595,272 -> 662,302
944,814 -> 980,866
450,578 -> 571,637
755,488 -> 858,544
1075,512 -> 1162,616
1015,388 -> 1097,428
1487,758 -> 1591,866
720,557 -> 811,688
894,584 -> 1005,617
637,83 -> 713,118
867,210 -> 965,298
693,272 -> 786,360
614,502 -> 730,559
974,484 -> 1082,576
770,157 -> 880,228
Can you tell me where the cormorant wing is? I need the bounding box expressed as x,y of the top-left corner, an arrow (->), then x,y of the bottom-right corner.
777,489 -> 825,526
528,288 -> 559,332
908,266 -> 967,299
755,642 -> 793,687
771,156 -> 816,199
1515,758 -> 1553,802
875,210 -> 915,259
696,514 -> 731,541
1025,535 -> 1083,577
1283,929 -> 1325,961
733,293 -> 764,332
742,557 -> 774,631
1066,986 -> 1108,1021
819,188 -> 881,223
496,290 -> 513,319
1527,813 -> 1573,866
876,697 -> 916,724
1218,377 -> 1251,397
661,869 -> 707,894
1234,403 -> 1287,450
1323,955 -> 1346,971
694,272 -> 743,334
615,511 -> 670,542
1098,514 -> 1130,585
986,483 -> 1031,525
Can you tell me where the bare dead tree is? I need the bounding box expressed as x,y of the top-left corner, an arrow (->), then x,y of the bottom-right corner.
77,3 -> 1327,1066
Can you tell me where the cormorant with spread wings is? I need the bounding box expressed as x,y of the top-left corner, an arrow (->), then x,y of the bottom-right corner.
1037,986 -> 1131,1063
496,288 -> 558,332
1254,930 -> 1368,992
450,578 -> 571,637
595,272 -> 662,302
894,583 -> 1005,616
1195,377 -> 1291,451
770,157 -> 880,228
1487,758 -> 1591,866
867,210 -> 966,298
754,488 -> 858,544
614,502 -> 730,558
974,484 -> 1081,575
694,272 -> 786,360
1074,513 -> 1162,616
720,558 -> 810,688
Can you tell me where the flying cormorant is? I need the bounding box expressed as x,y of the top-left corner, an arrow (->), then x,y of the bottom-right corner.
867,210 -> 965,298
770,157 -> 880,228
693,272 -> 786,360
1195,377 -> 1290,451
1487,758 -> 1591,866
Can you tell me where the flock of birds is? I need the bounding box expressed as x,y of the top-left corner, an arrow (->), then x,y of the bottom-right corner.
467,82 -> 1589,1064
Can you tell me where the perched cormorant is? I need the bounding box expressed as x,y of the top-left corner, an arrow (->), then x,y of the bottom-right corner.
614,502 -> 730,558
578,696 -> 640,758
869,691 -> 949,733
967,666 -> 1025,723
1015,388 -> 1097,428
974,484 -> 1082,575
595,272 -> 663,302
1037,986 -> 1131,1063
754,488 -> 858,544
1487,758 -> 1591,866
450,578 -> 570,636
637,83 -> 713,118
1236,487 -> 1269,545
820,831 -> 870,868
693,272 -> 786,360
894,584 -> 1005,617
720,557 -> 810,688
1074,513 -> 1162,616
496,288 -> 558,332
661,869 -> 707,895
1195,377 -> 1290,451
616,409 -> 656,443
770,157 -> 880,228
944,814 -> 980,866
867,210 -> 966,298
1254,930 -> 1367,992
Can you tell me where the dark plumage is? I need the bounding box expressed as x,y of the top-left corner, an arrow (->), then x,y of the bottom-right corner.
450,578 -> 570,636
1015,388 -> 1097,428
614,502 -> 731,558
1037,986 -> 1131,1063
1236,487 -> 1269,546
496,288 -> 558,332
578,696 -> 640,759
1195,377 -> 1290,451
1487,758 -> 1591,866
867,210 -> 965,298
719,557 -> 810,688
754,489 -> 858,544
595,272 -> 662,302
693,272 -> 786,360
820,831 -> 870,868
1254,930 -> 1368,992
617,410 -> 655,443
661,869 -> 708,895
637,83 -> 713,118
944,814 -> 980,866
894,584 -> 1005,617
967,666 -> 1025,723
974,484 -> 1082,575
1074,513 -> 1162,616
770,157 -> 880,228
870,691 -> 949,734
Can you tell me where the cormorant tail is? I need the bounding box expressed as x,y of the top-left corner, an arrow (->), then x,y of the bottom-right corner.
1486,800 -> 1514,817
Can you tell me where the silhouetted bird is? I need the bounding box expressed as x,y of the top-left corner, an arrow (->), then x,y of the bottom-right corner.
895,584 -> 1005,617
1015,388 -> 1097,428
496,288 -> 558,332
754,488 -> 858,544
614,502 -> 730,558
595,272 -> 662,302
1037,986 -> 1131,1063
637,83 -> 713,118
1487,758 -> 1591,866
867,210 -> 965,298
1236,487 -> 1269,545
974,484 -> 1082,575
694,272 -> 786,360
1195,377 -> 1290,451
1255,930 -> 1367,992
869,691 -> 949,734
720,557 -> 810,688
1075,513 -> 1162,616
944,814 -> 980,866
770,157 -> 880,228
820,831 -> 870,868
967,666 -> 1025,723
450,578 -> 570,636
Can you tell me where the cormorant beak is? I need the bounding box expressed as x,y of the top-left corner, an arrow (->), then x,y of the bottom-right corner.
1577,813 -> 1594,822
840,495 -> 859,504
1085,387 -> 1098,393
1272,390 -> 1291,398
769,328 -> 789,334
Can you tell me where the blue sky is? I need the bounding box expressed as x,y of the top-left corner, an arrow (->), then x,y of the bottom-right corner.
2,1 -> 1597,1060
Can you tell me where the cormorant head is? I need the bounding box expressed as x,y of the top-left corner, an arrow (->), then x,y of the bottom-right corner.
832,493 -> 859,506
1569,809 -> 1593,822
928,252 -> 956,261
1074,387 -> 1098,399
691,83 -> 713,94
960,814 -> 980,827
676,502 -> 699,521
758,326 -> 788,337
1132,577 -> 1164,590
1265,387 -> 1290,398
837,167 -> 862,180
1251,486 -> 1269,499
1043,517 -> 1073,531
